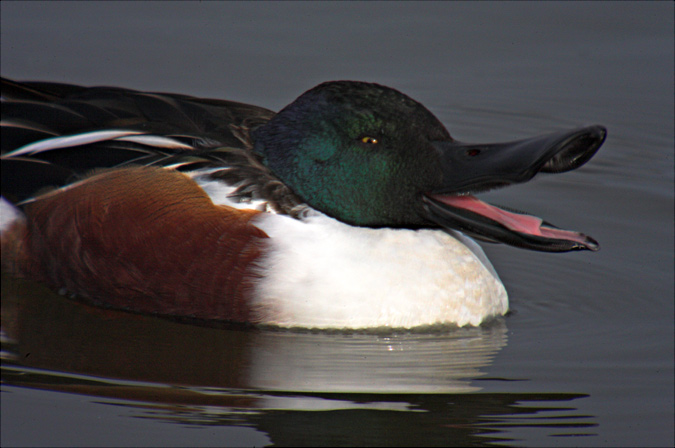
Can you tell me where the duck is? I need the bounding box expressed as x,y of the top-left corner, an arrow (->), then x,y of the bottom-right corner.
0,77 -> 607,329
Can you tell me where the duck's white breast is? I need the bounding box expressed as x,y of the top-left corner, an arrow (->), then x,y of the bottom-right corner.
251,212 -> 508,329
194,171 -> 508,329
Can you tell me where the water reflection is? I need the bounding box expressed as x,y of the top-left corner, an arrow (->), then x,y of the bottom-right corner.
2,368 -> 595,446
2,274 -> 507,394
2,274 -> 597,445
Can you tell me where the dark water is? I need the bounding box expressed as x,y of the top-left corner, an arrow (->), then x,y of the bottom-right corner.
1,2 -> 673,446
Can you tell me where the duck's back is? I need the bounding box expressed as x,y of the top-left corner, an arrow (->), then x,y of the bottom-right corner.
1,77 -> 276,202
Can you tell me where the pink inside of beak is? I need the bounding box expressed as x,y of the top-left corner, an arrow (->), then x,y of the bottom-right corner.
430,194 -> 590,244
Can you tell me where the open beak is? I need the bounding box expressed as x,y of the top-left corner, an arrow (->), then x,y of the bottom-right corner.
422,125 -> 607,252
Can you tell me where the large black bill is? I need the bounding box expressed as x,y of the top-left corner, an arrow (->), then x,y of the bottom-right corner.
430,125 -> 607,194
422,125 -> 606,252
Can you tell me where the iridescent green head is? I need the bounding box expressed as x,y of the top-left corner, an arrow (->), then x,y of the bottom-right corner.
253,81 -> 450,227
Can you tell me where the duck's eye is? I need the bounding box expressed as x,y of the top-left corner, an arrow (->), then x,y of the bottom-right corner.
360,136 -> 379,145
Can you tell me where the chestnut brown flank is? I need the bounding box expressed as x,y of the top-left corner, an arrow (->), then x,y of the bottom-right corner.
6,166 -> 268,322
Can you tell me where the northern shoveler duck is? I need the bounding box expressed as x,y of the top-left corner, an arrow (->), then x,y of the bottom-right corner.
0,78 -> 606,329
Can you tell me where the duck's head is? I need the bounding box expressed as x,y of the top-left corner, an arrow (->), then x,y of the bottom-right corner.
253,81 -> 606,252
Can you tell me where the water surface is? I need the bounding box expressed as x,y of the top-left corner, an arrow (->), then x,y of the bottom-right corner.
1,2 -> 673,446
